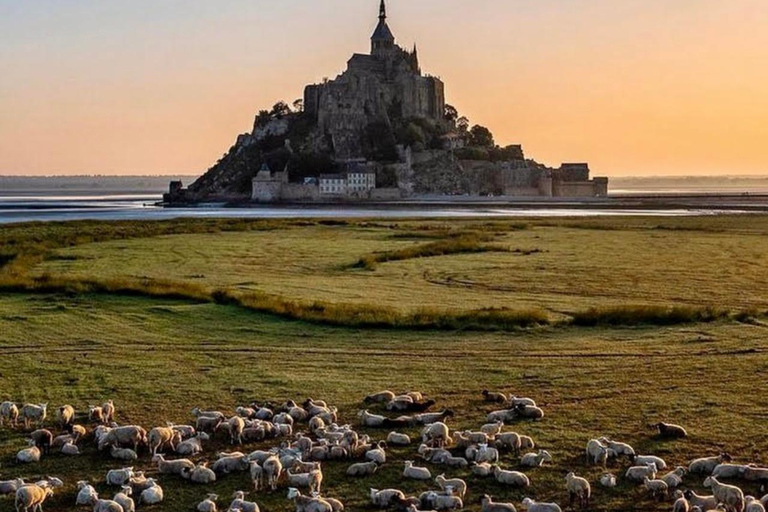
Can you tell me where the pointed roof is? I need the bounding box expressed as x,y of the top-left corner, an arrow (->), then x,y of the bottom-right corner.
371,0 -> 394,42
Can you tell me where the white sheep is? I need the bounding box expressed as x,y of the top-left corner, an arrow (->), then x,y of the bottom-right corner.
148,426 -> 181,455
287,487 -> 333,512
599,437 -> 635,459
364,391 -> 396,403
521,498 -> 562,512
403,461 -> 431,480
496,432 -> 522,454
684,490 -> 718,511
287,469 -> 323,494
153,454 -> 195,475
435,474 -> 467,499
492,465 -> 530,487
106,467 -> 134,486
480,420 -> 504,437
521,450 -> 552,468
366,443 -> 386,464
661,467 -> 687,488
229,491 -> 260,512
111,446 -> 138,461
76,481 -> 98,506
472,444 -> 499,464
370,489 -> 406,508
746,496 -> 766,512
263,455 -> 283,491
421,422 -> 450,447
689,454 -> 733,474
0,478 -> 25,496
61,440 -> 80,455
600,473 -> 617,488
197,494 -> 219,512
57,405 -> 75,426
139,479 -> 163,505
20,403 -> 47,429
387,431 -> 411,446
176,432 -> 209,456
520,435 -> 536,450
15,484 -> 54,512
0,401 -> 19,426
17,440 -> 42,463
672,490 -> 690,512
625,462 -> 658,483
357,410 -> 386,427
703,476 -> 745,512
480,494 -> 517,512
182,464 -> 217,484
250,462 -> 264,491
566,472 -> 591,509
644,477 -> 669,500
91,497 -> 124,512
443,455 -> 469,468
212,454 -> 249,474
585,439 -> 610,466
635,455 -> 667,470
472,462 -> 494,477
713,464 -> 751,479
422,491 -> 463,511
114,486 -> 135,512
346,461 -> 379,477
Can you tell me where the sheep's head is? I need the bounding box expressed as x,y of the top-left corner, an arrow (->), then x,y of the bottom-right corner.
703,476 -> 714,487
121,486 -> 133,496
232,490 -> 245,499
522,498 -> 534,507
286,488 -> 300,500
721,452 -> 733,462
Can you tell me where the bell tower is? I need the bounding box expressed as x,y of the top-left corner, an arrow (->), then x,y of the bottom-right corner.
371,0 -> 395,56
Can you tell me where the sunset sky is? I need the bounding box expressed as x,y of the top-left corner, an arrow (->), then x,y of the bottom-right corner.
1,0 -> 767,177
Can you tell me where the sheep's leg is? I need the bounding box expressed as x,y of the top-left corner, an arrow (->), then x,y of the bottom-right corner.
569,492 -> 575,508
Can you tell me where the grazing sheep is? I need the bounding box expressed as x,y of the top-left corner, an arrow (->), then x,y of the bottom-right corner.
625,463 -> 658,483
153,454 -> 195,475
644,477 -> 669,500
387,432 -> 411,446
421,422 -> 450,447
357,410 -> 386,427
435,474 -> 467,499
703,476 -> 745,512
481,420 -> 504,437
521,498 -> 562,512
197,494 -> 218,512
684,490 -> 719,511
111,446 -> 138,461
654,422 -> 688,438
482,390 -> 508,403
17,440 -> 42,463
403,461 -> 432,480
673,490 -> 690,512
15,484 -> 54,512
480,494 -> 517,512
148,426 -> 181,455
114,486 -> 135,512
106,467 -> 135,486
346,461 -> 379,477
745,497 -> 766,512
287,469 -> 323,494
20,403 -> 47,429
287,488 -> 333,512
263,455 -> 283,491
176,432 -> 209,456
713,464 -> 751,480
30,429 -> 53,455
139,479 -> 163,505
364,391 -> 396,403
0,401 -> 19,426
690,454 -> 733,475
634,455 -> 668,470
98,425 -> 147,452
212,454 -> 249,475
521,450 -> 553,468
370,489 -> 406,508
472,462 -> 494,477
181,464 -> 217,484
566,472 -> 591,509
585,439 -> 610,466
662,467 -> 688,488
76,481 -> 98,506
600,473 -> 617,487
57,405 -> 75,427
496,432 -> 522,455
492,465 -> 530,487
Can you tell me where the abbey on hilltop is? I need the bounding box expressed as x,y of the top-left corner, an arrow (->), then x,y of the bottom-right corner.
166,1 -> 607,204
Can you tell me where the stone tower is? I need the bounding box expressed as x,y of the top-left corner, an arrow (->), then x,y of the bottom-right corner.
371,0 -> 395,56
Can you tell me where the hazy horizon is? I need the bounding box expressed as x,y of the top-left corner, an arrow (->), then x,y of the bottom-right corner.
2,0 -> 767,177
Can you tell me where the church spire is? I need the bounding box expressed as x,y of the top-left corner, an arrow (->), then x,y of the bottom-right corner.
379,0 -> 386,21
371,0 -> 395,55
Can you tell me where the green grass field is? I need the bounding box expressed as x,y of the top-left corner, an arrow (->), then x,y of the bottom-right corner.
0,216 -> 767,512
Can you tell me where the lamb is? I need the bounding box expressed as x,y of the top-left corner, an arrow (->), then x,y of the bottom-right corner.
106,467 -> 135,486
521,450 -> 553,468
386,397 -> 414,411
0,401 -> 19,426
346,461 -> 379,477
287,469 -> 323,494
263,455 -> 283,491
672,490 -> 690,512
634,454 -> 668,470
148,426 -> 182,455
35,477 -> 63,490
703,476 -> 745,512
181,464 -> 217,484
364,391 -> 396,403
421,422 -> 450,447
509,396 -> 537,407
357,410 -> 386,427
413,410 -> 454,425
464,430 -> 491,445
30,429 -> 53,455
323,496 -> 344,512
599,437 -> 635,458
52,433 -> 77,449
690,454 -> 733,475
467,444 -> 499,464
89,405 -> 105,424
487,409 -> 516,423
191,407 -> 225,420
492,465 -> 531,487
482,390 -> 508,403
223,416 -> 246,445
76,481 -> 98,506
57,405 -> 75,427
370,489 -> 406,508
742,467 -> 768,483
62,440 -> 80,455
17,440 -> 42,463
521,498 -> 562,512
91,497 -> 124,512
654,422 -> 688,438
15,484 -> 54,512
387,432 -> 411,446
366,442 -> 386,464
249,462 -> 264,491
287,488 -> 333,512
644,477 -> 669,500
435,474 -> 467,499
212,454 -> 249,474
566,472 -> 591,509
0,478 -> 25,495
745,497 -> 766,512
472,462 -> 494,477
661,467 -> 688,488
496,432 -> 522,454
480,494 -> 517,512
138,479 -> 163,505
585,439 -> 610,466
153,454 -> 195,475
69,424 -> 87,439
19,403 -> 47,429
421,491 -> 463,511
403,461 -> 432,480
684,490 -> 719,511
111,446 -> 138,461
481,420 -> 504,437
168,422 -> 196,439
114,486 -> 135,512
177,432 -> 209,455
443,455 -> 469,468
625,463 -> 658,482
98,425 -> 147,452
600,473 -> 617,487
102,400 -> 115,423
197,494 -> 219,512
419,445 -> 451,463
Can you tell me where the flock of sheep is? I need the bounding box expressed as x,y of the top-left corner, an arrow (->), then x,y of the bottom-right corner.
0,391 -> 767,512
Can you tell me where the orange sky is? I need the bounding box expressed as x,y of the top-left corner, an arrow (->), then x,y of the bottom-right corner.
1,0 -> 767,176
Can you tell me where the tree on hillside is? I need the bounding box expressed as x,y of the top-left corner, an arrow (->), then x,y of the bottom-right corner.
469,124 -> 494,148
456,116 -> 469,133
293,98 -> 304,113
270,101 -> 291,119
444,104 -> 458,123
